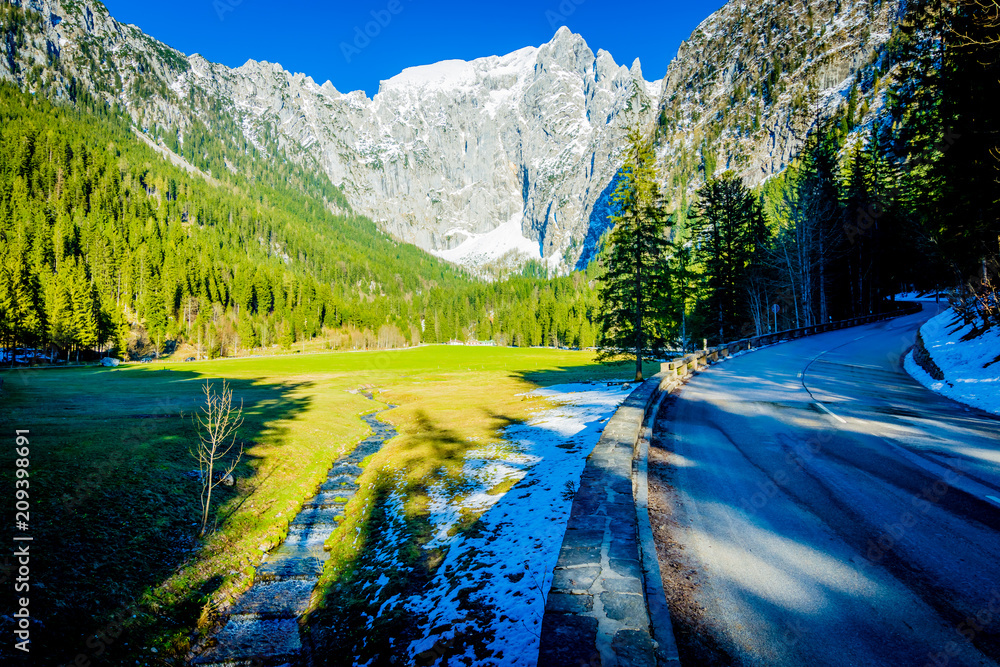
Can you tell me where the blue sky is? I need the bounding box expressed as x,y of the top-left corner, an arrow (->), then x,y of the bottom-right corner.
102,0 -> 728,97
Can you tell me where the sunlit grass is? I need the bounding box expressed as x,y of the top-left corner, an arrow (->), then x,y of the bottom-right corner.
0,345 -> 657,663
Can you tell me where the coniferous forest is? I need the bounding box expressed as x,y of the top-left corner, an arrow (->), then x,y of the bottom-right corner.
0,85 -> 602,363
596,0 -> 998,360
1,0 -> 997,366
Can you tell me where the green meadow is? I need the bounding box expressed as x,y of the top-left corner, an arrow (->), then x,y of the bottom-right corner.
0,346 -> 659,664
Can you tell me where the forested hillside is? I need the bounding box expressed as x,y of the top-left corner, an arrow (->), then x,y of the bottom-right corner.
0,84 -> 601,363
2,0 -> 995,366
647,0 -> 1000,349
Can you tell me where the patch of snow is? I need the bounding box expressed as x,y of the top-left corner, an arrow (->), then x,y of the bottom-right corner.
483,88 -> 513,119
240,114 -> 265,152
423,449 -> 533,549
904,308 -> 1000,415
431,213 -> 542,267
382,60 -> 478,93
169,74 -> 186,98
403,381 -> 633,665
379,47 -> 538,99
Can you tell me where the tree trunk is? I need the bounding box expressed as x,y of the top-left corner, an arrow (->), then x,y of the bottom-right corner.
783,242 -> 801,329
681,309 -> 687,353
201,471 -> 213,537
819,228 -> 828,324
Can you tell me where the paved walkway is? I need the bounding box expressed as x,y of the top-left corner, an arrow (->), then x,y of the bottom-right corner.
538,376 -> 676,666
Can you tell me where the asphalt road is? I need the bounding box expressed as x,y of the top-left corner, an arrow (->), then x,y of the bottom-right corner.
655,303 -> 1000,667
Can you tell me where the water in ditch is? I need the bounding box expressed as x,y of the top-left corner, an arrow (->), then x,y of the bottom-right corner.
191,394 -> 396,666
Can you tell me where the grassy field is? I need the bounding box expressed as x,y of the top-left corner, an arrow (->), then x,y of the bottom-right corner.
0,346 -> 658,664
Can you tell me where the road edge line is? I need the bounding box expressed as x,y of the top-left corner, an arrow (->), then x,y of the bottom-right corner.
815,401 -> 847,424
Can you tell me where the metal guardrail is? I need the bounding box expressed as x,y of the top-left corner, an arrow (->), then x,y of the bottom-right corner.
660,302 -> 923,377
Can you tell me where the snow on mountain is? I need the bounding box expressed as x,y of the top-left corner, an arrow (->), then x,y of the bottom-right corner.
0,4 -> 658,273
346,28 -> 657,272
431,213 -> 544,272
382,59 -> 482,93
1,0 -> 904,273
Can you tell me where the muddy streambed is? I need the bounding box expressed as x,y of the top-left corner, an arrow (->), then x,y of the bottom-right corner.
191,394 -> 395,666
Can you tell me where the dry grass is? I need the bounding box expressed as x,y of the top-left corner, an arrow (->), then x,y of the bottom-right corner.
0,345 -> 654,664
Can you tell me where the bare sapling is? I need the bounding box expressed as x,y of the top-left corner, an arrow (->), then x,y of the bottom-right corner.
192,379 -> 244,536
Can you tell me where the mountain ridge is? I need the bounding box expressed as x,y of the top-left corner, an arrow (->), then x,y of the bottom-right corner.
1,0 -> 901,272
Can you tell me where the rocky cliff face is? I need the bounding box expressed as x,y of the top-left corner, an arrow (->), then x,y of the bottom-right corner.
653,0 -> 901,193
1,0 -> 901,273
189,27 -> 661,273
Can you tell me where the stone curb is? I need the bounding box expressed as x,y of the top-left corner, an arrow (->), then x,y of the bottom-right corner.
537,375 -> 674,666
659,302 -> 923,379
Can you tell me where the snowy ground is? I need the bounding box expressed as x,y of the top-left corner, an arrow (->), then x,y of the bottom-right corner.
904,308 -> 1000,415
358,381 -> 635,666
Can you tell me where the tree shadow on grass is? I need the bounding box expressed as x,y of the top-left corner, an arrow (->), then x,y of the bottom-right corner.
0,367 -> 314,665
306,407 -> 515,666
308,393 -> 610,666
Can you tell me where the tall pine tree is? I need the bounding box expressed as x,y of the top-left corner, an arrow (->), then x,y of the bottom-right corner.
596,129 -> 672,381
694,172 -> 773,343
890,0 -> 1000,288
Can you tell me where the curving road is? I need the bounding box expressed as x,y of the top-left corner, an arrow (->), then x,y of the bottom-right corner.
653,303 -> 1000,666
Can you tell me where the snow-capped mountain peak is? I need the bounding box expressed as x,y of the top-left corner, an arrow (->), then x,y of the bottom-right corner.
1,0 -> 903,273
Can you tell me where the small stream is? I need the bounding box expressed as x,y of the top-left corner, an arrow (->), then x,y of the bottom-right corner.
192,394 -> 396,666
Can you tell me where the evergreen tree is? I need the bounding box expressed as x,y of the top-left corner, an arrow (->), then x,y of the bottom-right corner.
890,0 -> 1000,288
237,313 -> 257,352
596,129 -> 672,381
667,211 -> 701,351
45,275 -> 73,361
797,131 -> 843,324
69,259 -> 98,362
839,129 -> 907,314
3,242 -> 43,363
694,172 -> 771,343
0,254 -> 13,362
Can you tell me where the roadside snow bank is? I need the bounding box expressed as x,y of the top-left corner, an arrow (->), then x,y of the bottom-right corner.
404,381 -> 634,666
904,308 -> 1000,414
